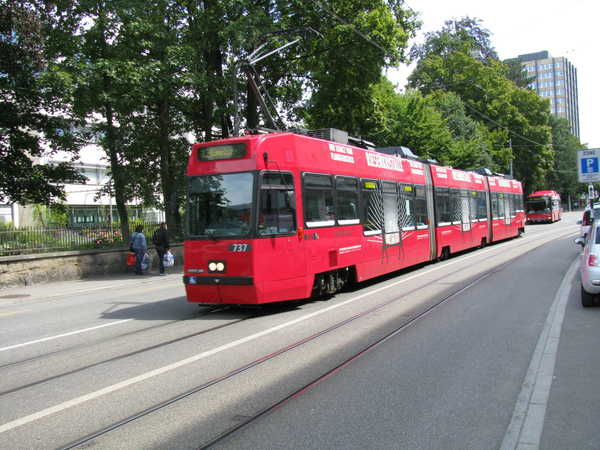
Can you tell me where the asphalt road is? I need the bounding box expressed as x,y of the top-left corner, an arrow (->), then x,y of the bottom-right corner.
0,212 -> 596,450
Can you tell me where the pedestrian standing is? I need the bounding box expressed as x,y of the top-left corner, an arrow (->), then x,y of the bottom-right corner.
130,225 -> 147,275
153,222 -> 171,276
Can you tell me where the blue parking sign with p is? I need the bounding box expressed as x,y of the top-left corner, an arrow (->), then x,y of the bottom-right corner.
578,149 -> 600,183
583,157 -> 599,174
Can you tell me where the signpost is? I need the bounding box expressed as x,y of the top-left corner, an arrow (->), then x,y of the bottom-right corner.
578,149 -> 600,183
578,149 -> 600,206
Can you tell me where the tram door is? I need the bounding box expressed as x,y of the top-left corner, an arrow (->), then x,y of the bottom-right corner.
254,171 -> 307,300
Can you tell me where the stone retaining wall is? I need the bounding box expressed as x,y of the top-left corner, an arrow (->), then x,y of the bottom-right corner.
0,245 -> 182,290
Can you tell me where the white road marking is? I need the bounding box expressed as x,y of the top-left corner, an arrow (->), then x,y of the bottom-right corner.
0,319 -> 134,353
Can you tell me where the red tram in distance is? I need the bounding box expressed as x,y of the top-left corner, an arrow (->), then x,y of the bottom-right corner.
184,129 -> 525,305
525,190 -> 562,223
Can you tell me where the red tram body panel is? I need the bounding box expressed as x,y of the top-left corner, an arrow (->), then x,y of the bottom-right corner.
184,131 -> 524,305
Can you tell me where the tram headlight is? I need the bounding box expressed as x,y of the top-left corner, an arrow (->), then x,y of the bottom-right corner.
208,260 -> 226,273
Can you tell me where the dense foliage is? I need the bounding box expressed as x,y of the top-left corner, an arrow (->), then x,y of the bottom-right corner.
0,3 -> 586,228
404,17 -> 583,197
0,1 -> 86,206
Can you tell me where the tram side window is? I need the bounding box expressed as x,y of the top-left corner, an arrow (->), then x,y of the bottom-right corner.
452,189 -> 470,226
362,179 -> 381,235
414,185 -> 428,228
491,193 -> 499,219
435,187 -> 451,226
259,172 -> 296,236
497,193 -> 506,219
516,194 -> 524,213
469,191 -> 478,222
399,184 -> 415,230
304,174 -> 334,228
335,177 -> 360,225
510,194 -> 516,218
383,181 -> 401,239
477,192 -> 488,220
451,188 -> 463,225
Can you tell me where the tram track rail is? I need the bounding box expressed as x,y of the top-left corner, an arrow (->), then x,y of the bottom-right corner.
0,313 -> 258,398
0,306 -> 234,371
52,227 -> 576,450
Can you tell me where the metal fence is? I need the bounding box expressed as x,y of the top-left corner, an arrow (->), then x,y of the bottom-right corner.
0,222 -> 184,256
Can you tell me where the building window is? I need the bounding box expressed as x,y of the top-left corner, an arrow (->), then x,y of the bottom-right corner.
0,205 -> 12,223
554,62 -> 562,68
68,206 -> 134,226
555,71 -> 563,77
556,80 -> 564,86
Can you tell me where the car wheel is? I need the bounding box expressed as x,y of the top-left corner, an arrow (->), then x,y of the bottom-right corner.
581,284 -> 595,308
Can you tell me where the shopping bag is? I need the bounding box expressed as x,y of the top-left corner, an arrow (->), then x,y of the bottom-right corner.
163,251 -> 174,267
141,253 -> 150,270
127,253 -> 136,265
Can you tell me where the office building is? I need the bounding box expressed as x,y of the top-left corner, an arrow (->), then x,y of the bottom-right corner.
518,51 -> 580,138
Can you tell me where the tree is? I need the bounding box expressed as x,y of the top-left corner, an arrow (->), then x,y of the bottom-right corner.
0,1 -> 85,206
410,17 -> 498,64
50,0 -> 140,232
503,57 -> 535,88
546,115 -> 584,201
54,0 -> 194,231
408,23 -> 553,193
28,0 -> 421,233
369,81 -> 455,165
297,0 -> 420,136
430,91 -> 495,170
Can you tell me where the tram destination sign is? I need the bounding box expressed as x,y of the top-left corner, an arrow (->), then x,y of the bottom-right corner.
578,148 -> 600,183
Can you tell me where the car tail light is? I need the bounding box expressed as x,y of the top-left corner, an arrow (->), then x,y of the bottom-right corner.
588,253 -> 600,267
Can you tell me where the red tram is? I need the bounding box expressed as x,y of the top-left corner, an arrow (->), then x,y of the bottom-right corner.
525,190 -> 562,223
184,129 -> 525,305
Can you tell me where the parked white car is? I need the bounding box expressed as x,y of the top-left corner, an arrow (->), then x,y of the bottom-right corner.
575,219 -> 600,307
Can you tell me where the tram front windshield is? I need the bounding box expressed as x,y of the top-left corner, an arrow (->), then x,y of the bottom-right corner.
187,173 -> 254,237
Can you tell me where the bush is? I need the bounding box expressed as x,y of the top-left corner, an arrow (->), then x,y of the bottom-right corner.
81,229 -> 124,248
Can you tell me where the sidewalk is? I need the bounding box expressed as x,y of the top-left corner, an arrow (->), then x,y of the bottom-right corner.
0,267 -> 184,307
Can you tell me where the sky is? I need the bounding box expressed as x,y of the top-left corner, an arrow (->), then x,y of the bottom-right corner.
386,0 -> 599,149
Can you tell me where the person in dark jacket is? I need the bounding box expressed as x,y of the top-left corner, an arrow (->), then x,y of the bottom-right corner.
153,222 -> 171,276
130,225 -> 147,275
